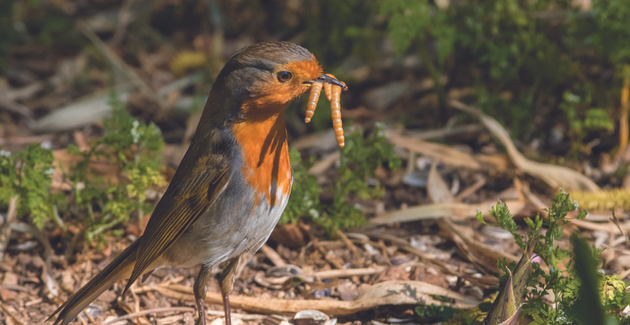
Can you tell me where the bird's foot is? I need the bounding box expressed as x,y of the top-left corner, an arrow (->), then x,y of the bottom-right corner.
195,299 -> 207,325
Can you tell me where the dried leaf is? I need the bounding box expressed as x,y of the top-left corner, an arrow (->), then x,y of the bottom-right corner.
0,287 -> 16,301
33,90 -> 131,133
512,237 -> 535,305
371,200 -> 525,224
450,100 -> 599,191
438,218 -> 519,275
388,132 -> 482,170
483,269 -> 518,325
498,306 -> 521,325
356,280 -> 480,308
427,160 -> 455,204
269,223 -> 310,248
293,310 -> 334,325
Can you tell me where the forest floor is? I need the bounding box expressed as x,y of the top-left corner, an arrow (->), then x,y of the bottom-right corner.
2,1 -> 629,324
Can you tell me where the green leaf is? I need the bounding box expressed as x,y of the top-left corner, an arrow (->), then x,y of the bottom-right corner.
568,234 -> 617,325
0,144 -> 56,229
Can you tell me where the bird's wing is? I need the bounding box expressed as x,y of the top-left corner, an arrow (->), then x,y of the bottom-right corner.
123,154 -> 230,294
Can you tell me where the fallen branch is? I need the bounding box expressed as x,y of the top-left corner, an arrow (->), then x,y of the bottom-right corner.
100,307 -> 266,325
136,280 -> 479,315
308,266 -> 388,279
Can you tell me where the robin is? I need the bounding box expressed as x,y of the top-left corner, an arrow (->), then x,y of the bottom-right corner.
48,41 -> 346,325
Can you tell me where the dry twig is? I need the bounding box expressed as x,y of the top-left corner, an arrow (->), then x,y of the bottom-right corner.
9,222 -> 60,297
260,245 -> 286,267
136,280 -> 479,315
1,304 -> 25,325
0,195 -> 19,261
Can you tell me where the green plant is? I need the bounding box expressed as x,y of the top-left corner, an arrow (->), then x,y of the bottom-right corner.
371,0 -> 630,149
281,124 -> 400,235
0,0 -> 18,71
560,90 -> 614,157
304,0 -> 380,65
63,94 -> 165,244
415,303 -> 484,325
570,233 -> 619,325
489,192 -> 583,324
322,123 -> 401,234
415,304 -> 457,323
380,0 -> 454,105
0,95 -> 165,244
280,148 -> 322,225
0,144 -> 62,229
479,191 -> 630,324
574,0 -> 630,66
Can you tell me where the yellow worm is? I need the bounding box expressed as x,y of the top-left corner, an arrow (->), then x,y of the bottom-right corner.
328,82 -> 344,147
305,82 -> 323,123
304,73 -> 347,147
324,83 -> 333,101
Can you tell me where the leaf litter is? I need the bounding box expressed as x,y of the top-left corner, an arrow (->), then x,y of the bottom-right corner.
1,2 -> 630,324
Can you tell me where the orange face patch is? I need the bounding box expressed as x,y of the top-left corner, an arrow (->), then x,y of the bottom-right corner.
239,57 -> 323,120
283,56 -> 323,84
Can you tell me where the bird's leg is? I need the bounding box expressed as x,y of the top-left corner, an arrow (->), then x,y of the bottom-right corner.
221,291 -> 231,325
219,257 -> 242,325
193,265 -> 212,325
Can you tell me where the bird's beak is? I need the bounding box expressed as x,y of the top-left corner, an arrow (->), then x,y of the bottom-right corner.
303,75 -> 348,90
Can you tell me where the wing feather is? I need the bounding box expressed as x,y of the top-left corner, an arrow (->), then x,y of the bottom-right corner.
123,160 -> 230,294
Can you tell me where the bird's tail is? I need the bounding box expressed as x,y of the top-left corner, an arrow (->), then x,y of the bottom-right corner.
48,239 -> 140,325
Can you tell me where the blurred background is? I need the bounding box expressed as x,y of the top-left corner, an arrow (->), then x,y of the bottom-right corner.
2,0 -> 630,324
1,0 -> 627,158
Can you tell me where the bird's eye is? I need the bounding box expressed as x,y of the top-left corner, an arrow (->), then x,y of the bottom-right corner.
277,71 -> 292,83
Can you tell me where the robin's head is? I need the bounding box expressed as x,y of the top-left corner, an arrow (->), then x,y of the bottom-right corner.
214,41 -> 345,120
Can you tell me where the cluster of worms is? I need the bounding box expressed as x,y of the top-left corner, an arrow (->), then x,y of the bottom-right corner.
305,74 -> 348,147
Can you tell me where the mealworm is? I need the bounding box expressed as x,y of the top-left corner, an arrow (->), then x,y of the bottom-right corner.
304,73 -> 347,147
323,74 -> 346,147
324,83 -> 333,101
328,82 -> 344,147
305,82 -> 323,123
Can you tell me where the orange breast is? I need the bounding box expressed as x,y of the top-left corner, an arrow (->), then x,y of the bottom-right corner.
231,109 -> 291,207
